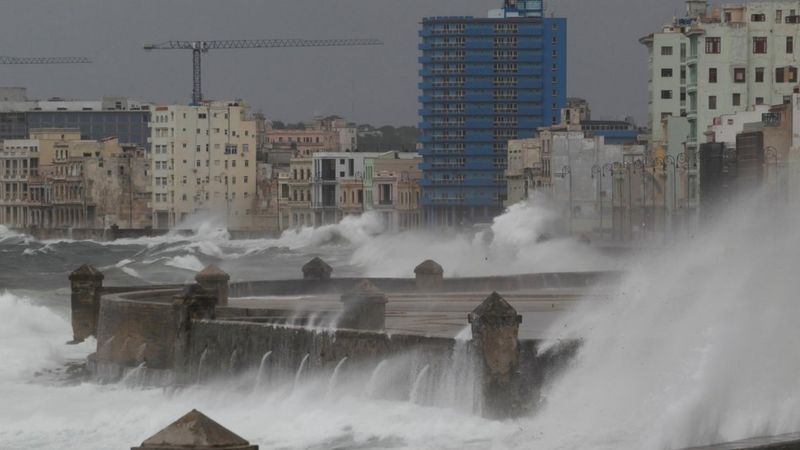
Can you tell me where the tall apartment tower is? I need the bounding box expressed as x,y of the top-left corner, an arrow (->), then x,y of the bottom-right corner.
643,0 -> 800,152
418,0 -> 567,227
150,101 -> 257,230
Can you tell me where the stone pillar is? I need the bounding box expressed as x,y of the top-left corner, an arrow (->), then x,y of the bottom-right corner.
195,265 -> 230,307
68,265 -> 104,343
173,284 -> 218,379
414,259 -> 444,291
302,257 -> 332,280
339,280 -> 387,331
468,291 -> 523,419
132,409 -> 258,450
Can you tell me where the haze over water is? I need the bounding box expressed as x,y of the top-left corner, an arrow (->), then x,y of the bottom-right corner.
1,195 -> 797,449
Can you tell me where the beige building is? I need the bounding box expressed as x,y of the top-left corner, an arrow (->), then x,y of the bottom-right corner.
266,128 -> 339,157
0,134 -> 151,228
281,157 -> 313,228
150,101 -> 257,230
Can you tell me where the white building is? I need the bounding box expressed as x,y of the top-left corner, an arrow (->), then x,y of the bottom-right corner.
150,101 -> 257,230
642,0 -> 800,153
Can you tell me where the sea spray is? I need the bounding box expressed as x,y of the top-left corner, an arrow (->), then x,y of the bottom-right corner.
326,357 -> 348,399
409,364 -> 430,405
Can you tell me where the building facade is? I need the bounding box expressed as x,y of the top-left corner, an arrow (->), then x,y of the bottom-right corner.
0,92 -> 152,150
150,101 -> 257,230
0,135 -> 151,229
419,0 -> 567,227
642,0 -> 800,153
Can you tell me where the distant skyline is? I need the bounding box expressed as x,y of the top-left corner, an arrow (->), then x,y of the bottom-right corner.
0,0 -> 687,126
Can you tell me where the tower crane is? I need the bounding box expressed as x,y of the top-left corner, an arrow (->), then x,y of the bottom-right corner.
0,56 -> 91,64
144,39 -> 383,105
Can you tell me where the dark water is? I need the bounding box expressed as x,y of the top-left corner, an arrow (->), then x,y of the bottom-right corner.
0,225 -> 364,292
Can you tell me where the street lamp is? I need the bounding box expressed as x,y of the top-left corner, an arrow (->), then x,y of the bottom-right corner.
677,151 -> 695,235
556,165 -> 572,234
603,162 -> 617,240
764,146 -> 779,203
591,164 -> 602,238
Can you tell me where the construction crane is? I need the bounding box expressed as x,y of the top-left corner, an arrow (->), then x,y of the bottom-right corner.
144,39 -> 383,105
0,56 -> 91,64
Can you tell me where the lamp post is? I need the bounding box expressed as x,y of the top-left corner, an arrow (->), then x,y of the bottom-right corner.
764,146 -> 779,203
557,165 -> 572,234
591,164 -> 602,238
677,151 -> 695,235
633,159 -> 645,239
603,162 -> 616,241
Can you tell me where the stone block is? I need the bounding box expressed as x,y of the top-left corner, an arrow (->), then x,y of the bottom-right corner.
132,409 -> 258,450
302,257 -> 332,280
468,291 -> 523,419
195,265 -> 230,306
414,259 -> 444,291
68,264 -> 104,343
339,280 -> 387,331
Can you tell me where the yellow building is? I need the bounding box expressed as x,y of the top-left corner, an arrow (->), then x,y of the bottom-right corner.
150,101 -> 257,230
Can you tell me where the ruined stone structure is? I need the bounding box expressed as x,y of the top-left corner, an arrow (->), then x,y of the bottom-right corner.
72,259 -> 620,418
132,409 -> 258,450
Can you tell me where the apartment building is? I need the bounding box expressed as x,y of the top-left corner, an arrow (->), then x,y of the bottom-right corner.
419,0 -> 567,227
642,0 -> 800,152
150,101 -> 257,230
0,135 -> 150,228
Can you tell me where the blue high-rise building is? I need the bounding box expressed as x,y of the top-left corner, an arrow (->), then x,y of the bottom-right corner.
418,0 -> 566,226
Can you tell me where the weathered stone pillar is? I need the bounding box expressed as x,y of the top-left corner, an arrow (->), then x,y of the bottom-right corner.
339,280 -> 387,331
414,259 -> 444,291
468,291 -> 523,419
68,264 -> 104,343
131,409 -> 258,450
173,284 -> 218,379
302,257 -> 332,280
195,265 -> 230,306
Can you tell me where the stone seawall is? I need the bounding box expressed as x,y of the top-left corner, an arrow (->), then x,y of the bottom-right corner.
184,320 -> 456,386
72,259 -> 598,418
230,271 -> 621,297
94,290 -> 181,379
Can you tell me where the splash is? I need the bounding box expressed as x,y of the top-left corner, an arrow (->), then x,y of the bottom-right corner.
517,191 -> 800,449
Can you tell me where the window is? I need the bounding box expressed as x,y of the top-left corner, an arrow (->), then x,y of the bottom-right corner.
705,37 -> 721,54
709,96 -> 717,110
790,66 -> 799,83
756,67 -> 765,82
751,13 -> 766,22
756,97 -> 764,105
661,46 -> 673,56
734,68 -> 746,83
733,93 -> 741,106
777,10 -> 783,23
661,90 -> 672,100
709,68 -> 718,83
753,37 -> 768,54
777,67 -> 786,83
788,37 -> 794,54
661,68 -> 673,77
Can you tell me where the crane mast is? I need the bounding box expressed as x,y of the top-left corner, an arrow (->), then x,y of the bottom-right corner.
144,38 -> 383,105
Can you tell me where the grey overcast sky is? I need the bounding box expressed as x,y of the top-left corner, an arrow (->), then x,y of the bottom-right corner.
0,0 -> 687,126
